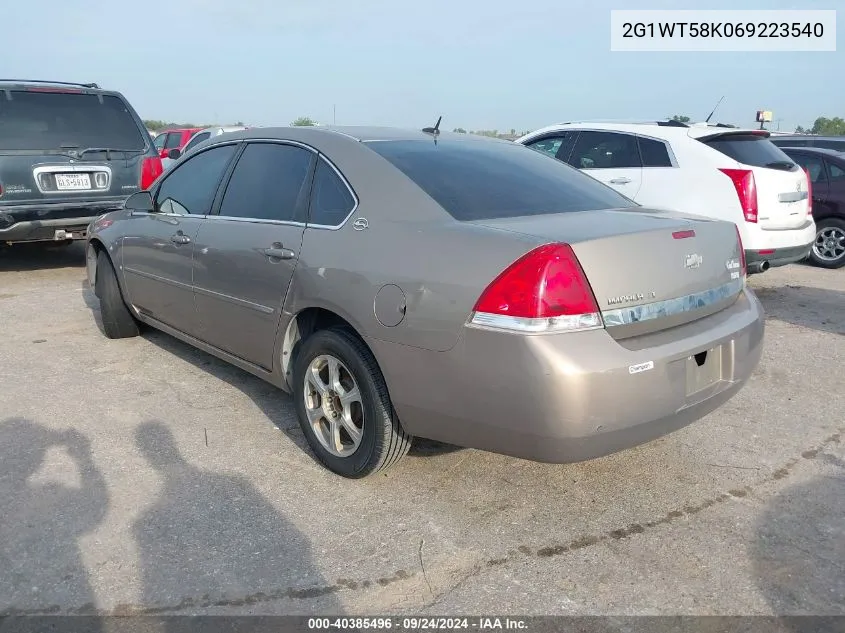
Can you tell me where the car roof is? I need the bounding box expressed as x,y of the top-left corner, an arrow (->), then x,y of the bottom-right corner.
214,125 -> 514,145
0,79 -> 121,96
517,120 -> 764,143
779,146 -> 844,157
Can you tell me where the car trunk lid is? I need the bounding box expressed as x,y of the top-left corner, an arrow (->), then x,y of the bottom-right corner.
471,208 -> 744,339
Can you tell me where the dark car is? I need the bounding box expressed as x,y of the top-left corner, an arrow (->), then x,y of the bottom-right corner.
771,135 -> 845,153
780,146 -> 845,268
0,79 -> 162,246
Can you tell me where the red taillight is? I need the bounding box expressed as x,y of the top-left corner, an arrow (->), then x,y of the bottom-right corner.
140,156 -> 163,190
720,168 -> 758,223
734,224 -> 747,279
470,243 -> 603,333
803,167 -> 813,217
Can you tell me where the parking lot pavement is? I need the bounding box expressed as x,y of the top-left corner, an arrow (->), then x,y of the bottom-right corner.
0,242 -> 843,616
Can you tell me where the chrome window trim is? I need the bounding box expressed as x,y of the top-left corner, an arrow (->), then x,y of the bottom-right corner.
33,164 -> 112,194
307,154 -> 359,230
602,278 -> 745,328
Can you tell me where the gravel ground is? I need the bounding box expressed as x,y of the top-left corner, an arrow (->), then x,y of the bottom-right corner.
0,243 -> 842,617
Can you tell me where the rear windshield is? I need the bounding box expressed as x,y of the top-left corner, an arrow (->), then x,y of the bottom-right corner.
365,139 -> 635,221
0,90 -> 146,151
701,134 -> 798,171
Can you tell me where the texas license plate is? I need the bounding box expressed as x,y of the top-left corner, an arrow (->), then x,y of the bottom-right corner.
55,173 -> 91,190
685,345 -> 723,396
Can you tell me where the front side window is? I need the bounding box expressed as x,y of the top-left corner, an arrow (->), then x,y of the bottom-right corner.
218,142 -> 314,222
308,159 -> 356,226
828,162 -> 845,182
569,131 -> 641,169
183,132 -> 210,154
155,144 -> 237,215
526,136 -> 564,158
164,133 -> 183,149
365,138 -> 635,221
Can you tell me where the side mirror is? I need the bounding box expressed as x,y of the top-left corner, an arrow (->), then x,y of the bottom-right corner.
125,190 -> 155,212
168,148 -> 181,160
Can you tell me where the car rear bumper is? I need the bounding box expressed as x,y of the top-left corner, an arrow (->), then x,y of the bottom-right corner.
371,288 -> 764,463
0,200 -> 125,243
745,243 -> 812,269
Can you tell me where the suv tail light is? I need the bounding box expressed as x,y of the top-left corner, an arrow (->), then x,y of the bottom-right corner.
719,168 -> 758,223
140,156 -> 164,190
734,224 -> 747,281
803,167 -> 813,217
470,243 -> 603,333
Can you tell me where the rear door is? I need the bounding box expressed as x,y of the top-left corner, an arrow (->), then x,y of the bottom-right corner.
699,132 -> 808,230
121,143 -> 239,335
567,130 -> 643,199
192,141 -> 316,370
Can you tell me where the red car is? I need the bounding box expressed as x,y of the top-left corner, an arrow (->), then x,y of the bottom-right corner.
152,128 -> 203,160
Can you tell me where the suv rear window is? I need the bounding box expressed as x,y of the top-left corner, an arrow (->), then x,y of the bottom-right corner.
365,139 -> 635,221
701,134 -> 798,171
0,90 -> 146,151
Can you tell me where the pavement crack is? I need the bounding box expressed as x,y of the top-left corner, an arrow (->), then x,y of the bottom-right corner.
418,538 -> 434,598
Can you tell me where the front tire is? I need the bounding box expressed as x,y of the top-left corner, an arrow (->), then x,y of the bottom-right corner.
95,249 -> 140,339
292,326 -> 412,478
810,218 -> 845,269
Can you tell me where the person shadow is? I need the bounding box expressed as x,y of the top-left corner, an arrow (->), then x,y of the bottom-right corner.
751,452 -> 845,633
0,418 -> 108,616
132,420 -> 344,618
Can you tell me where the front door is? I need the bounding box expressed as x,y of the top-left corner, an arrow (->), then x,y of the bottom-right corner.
121,143 -> 238,335
567,130 -> 643,200
192,141 -> 316,370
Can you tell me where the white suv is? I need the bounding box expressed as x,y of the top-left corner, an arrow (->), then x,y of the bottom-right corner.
516,121 -> 815,273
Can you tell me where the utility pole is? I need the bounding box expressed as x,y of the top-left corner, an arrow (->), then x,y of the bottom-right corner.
333,104 -> 336,125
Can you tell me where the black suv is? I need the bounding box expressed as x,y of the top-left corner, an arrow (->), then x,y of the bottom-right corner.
0,79 -> 162,245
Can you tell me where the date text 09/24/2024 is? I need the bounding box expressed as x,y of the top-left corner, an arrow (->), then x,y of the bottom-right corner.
307,617 -> 528,630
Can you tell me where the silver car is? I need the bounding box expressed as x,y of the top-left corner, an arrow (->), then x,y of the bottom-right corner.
161,125 -> 249,171
86,126 -> 764,478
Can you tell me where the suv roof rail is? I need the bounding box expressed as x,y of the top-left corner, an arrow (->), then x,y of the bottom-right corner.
0,79 -> 100,89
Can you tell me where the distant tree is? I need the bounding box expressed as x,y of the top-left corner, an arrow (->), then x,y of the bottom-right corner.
453,127 -> 467,133
471,130 -> 499,138
810,116 -> 845,136
670,115 -> 691,123
795,125 -> 807,134
291,116 -> 316,127
510,128 -> 516,135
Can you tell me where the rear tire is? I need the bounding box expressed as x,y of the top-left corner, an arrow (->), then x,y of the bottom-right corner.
292,326 -> 412,478
809,218 -> 845,269
95,249 -> 140,339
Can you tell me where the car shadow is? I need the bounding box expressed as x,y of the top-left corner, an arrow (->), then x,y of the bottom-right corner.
0,418 -> 108,617
132,420 -> 345,617
751,284 -> 845,336
0,241 -> 86,271
750,453 -> 845,625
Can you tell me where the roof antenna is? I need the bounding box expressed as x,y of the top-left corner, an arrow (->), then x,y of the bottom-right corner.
704,96 -> 725,124
422,116 -> 442,135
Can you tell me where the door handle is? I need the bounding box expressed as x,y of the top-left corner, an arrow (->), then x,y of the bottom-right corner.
263,243 -> 295,260
170,232 -> 191,245
609,177 -> 632,184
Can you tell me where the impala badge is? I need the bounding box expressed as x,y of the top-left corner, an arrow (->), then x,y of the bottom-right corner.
684,253 -> 703,269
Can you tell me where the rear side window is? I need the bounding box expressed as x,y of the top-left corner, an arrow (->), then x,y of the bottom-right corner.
308,159 -> 356,226
569,131 -> 641,169
788,154 -> 826,184
814,140 -> 845,151
829,162 -> 845,181
153,134 -> 166,150
218,142 -> 314,223
0,90 -> 146,151
156,144 -> 237,215
638,136 -> 673,167
365,139 -> 635,221
701,134 -> 797,170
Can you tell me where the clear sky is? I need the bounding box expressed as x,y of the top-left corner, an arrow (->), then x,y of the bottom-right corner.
4,0 -> 842,133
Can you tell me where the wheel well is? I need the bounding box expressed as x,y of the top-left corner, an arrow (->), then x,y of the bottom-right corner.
281,307 -> 365,390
